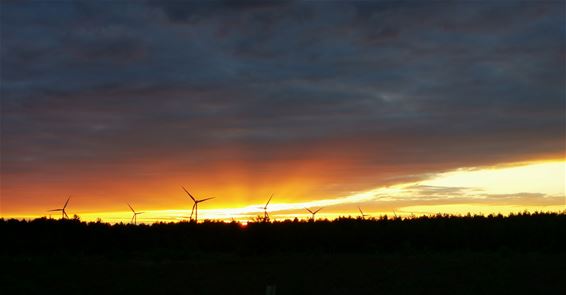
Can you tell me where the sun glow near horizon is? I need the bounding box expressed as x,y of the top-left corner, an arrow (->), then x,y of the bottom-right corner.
4,160 -> 564,223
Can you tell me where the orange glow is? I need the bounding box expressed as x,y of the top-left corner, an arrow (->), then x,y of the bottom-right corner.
1,159 -> 564,222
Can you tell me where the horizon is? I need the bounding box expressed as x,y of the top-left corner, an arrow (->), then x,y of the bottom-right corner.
5,160 -> 565,223
5,209 -> 566,225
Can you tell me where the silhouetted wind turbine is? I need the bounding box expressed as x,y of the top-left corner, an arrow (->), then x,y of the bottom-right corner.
260,194 -> 274,222
358,206 -> 369,220
305,207 -> 322,221
48,196 -> 70,219
182,186 -> 215,223
128,203 -> 144,225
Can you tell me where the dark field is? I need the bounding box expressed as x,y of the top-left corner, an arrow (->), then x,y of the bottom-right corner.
1,213 -> 565,294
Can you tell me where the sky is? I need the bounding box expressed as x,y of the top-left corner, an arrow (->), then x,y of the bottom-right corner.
1,0 -> 565,222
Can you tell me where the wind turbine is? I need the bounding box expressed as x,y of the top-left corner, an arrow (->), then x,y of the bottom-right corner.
358,206 -> 369,220
305,207 -> 322,221
48,196 -> 70,219
260,194 -> 274,222
128,203 -> 144,225
182,186 -> 215,223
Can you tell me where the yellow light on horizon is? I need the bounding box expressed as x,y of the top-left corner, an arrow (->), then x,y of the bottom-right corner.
423,161 -> 565,196
4,160 -> 564,223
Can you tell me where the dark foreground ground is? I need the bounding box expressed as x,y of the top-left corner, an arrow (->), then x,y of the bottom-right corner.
2,251 -> 565,295
1,213 -> 565,294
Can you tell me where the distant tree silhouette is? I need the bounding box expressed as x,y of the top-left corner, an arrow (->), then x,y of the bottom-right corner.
0,212 -> 565,256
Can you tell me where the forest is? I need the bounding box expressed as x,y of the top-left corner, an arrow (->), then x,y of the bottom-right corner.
1,212 -> 565,294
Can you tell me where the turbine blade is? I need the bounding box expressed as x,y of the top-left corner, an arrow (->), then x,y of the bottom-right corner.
63,196 -> 71,209
137,212 -> 145,214
63,211 -> 69,218
182,186 -> 196,202
314,208 -> 322,214
127,203 -> 135,213
305,208 -> 313,214
48,209 -> 62,212
198,197 -> 215,203
358,207 -> 364,215
265,194 -> 274,207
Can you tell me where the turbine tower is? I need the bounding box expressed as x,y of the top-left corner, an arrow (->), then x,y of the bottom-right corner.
48,196 -> 70,219
305,207 -> 322,221
128,203 -> 144,225
182,186 -> 215,223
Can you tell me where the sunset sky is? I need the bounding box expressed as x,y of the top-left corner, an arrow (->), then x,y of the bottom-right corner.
1,0 -> 564,223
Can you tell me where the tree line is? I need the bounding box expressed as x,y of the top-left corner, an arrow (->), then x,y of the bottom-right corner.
1,212 -> 565,256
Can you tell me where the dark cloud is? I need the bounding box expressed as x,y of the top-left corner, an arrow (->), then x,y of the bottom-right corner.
148,0 -> 295,24
1,0 -> 564,209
